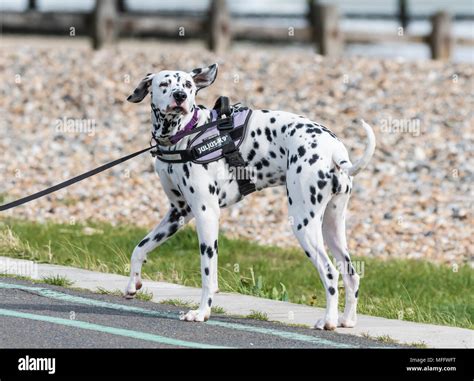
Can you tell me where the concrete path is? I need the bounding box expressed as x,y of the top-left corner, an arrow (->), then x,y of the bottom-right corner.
1,256 -> 472,348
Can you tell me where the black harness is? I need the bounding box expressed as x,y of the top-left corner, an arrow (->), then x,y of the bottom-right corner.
151,97 -> 256,196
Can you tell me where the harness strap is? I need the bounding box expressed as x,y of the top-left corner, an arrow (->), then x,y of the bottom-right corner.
216,97 -> 256,197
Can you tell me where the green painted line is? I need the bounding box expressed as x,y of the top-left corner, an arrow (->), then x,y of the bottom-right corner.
0,308 -> 228,349
0,281 -> 357,348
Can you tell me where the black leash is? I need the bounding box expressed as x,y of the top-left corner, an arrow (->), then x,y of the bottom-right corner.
0,144 -> 157,212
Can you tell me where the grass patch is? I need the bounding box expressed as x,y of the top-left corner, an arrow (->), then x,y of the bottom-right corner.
246,310 -> 269,321
41,275 -> 73,287
96,287 -> 153,301
0,218 -> 472,329
159,298 -> 199,309
159,298 -> 225,314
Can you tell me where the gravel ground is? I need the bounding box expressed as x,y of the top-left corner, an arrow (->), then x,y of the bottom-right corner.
0,38 -> 472,264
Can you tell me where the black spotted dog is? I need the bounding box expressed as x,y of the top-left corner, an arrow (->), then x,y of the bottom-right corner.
125,64 -> 375,330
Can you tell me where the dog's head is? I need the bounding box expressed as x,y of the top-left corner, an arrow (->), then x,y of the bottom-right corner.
127,64 -> 218,129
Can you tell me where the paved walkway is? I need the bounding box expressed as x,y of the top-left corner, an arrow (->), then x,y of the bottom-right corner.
1,256 -> 472,348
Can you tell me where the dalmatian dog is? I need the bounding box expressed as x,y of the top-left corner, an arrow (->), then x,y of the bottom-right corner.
125,63 -> 375,330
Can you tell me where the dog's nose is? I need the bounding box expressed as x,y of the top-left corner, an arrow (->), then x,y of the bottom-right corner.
173,91 -> 187,105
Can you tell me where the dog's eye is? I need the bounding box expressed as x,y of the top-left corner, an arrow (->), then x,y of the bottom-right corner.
185,81 -> 192,89
159,82 -> 168,87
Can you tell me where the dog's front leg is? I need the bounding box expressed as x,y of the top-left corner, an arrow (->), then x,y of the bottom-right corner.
181,202 -> 219,322
125,206 -> 193,298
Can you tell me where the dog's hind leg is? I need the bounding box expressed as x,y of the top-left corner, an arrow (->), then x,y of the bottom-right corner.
124,206 -> 193,298
287,171 -> 340,330
323,192 -> 360,328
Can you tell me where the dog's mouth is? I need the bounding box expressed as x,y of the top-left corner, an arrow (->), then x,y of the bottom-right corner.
166,103 -> 187,114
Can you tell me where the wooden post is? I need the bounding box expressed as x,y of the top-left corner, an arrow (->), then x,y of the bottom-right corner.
91,0 -> 119,50
309,1 -> 342,57
117,0 -> 126,13
429,11 -> 452,60
398,0 -> 409,30
28,0 -> 36,10
208,0 -> 231,53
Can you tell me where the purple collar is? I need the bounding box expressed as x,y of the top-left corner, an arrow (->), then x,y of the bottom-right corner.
169,108 -> 199,145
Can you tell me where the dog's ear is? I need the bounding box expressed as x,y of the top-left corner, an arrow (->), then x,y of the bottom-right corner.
127,73 -> 155,103
190,63 -> 218,92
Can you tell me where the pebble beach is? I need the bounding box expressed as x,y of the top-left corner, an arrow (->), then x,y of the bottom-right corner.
0,37 -> 472,265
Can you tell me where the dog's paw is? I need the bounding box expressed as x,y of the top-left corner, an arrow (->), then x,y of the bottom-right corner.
315,318 -> 337,331
124,279 -> 142,299
180,309 -> 210,322
338,316 -> 357,328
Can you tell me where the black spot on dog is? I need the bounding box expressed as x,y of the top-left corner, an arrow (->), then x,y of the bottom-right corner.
209,184 -> 216,194
355,289 -> 359,298
205,267 -> 209,276
308,154 -> 319,165
269,151 -> 277,158
138,238 -> 150,247
247,150 -> 256,161
297,224 -> 302,230
200,243 -> 207,255
206,246 -> 214,258
183,163 -> 190,179
279,147 -> 286,156
328,287 -> 336,295
289,197 -> 293,205
265,127 -> 273,142
297,146 -> 306,157
201,205 -> 206,211
318,170 -> 325,179
214,240 -> 218,250
304,251 -> 311,258
327,273 -> 333,280
171,189 -> 181,197
168,223 -> 179,236
317,180 -> 327,189
317,194 -> 323,203
189,186 -> 195,193
303,218 -> 309,226
208,298 -> 212,307
154,232 -> 165,242
332,174 -> 341,194
253,141 -> 259,149
296,166 -> 302,174
270,117 -> 276,123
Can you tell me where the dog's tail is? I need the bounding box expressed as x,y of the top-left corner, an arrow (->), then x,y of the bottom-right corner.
334,119 -> 376,177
